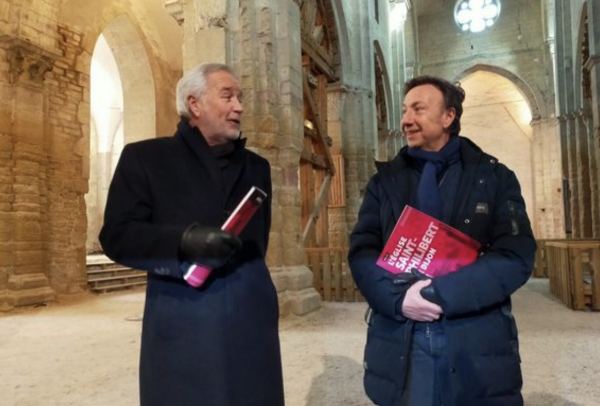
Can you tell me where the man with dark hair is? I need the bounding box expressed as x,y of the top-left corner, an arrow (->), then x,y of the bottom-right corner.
348,75 -> 535,406
100,63 -> 284,406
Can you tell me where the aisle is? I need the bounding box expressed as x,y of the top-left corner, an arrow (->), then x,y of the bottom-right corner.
0,278 -> 598,406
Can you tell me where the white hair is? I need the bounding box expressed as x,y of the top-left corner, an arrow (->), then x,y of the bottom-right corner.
175,63 -> 236,118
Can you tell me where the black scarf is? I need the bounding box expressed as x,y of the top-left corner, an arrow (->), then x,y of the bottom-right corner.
210,141 -> 236,169
406,137 -> 461,220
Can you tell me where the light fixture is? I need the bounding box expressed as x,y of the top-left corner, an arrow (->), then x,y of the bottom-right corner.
454,0 -> 501,33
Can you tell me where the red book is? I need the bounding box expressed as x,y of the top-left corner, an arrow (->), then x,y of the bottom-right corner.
377,205 -> 481,278
184,186 -> 268,288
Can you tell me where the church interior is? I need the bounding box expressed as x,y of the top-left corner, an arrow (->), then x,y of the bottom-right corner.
1,0 -> 600,404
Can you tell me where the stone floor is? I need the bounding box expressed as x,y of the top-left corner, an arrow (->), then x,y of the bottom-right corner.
1,278 -> 599,406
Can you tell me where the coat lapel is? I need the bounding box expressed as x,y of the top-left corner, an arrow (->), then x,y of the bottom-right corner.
376,149 -> 417,223
221,138 -> 247,202
177,120 -> 226,205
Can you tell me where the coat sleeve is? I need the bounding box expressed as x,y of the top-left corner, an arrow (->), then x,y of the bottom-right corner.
99,143 -> 187,277
432,166 -> 536,317
348,176 -> 413,321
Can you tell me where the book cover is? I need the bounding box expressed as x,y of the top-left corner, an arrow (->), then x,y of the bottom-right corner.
184,186 -> 268,287
377,205 -> 481,278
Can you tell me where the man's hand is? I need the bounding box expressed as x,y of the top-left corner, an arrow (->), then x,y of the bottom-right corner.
179,224 -> 242,269
400,279 -> 443,322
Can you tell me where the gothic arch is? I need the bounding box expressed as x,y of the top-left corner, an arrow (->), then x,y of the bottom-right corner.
575,3 -> 592,110
454,64 -> 544,121
374,40 -> 395,160
57,1 -> 180,253
100,16 -> 156,146
58,0 -> 180,135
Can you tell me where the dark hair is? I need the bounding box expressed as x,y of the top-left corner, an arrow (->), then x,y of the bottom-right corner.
403,75 -> 466,137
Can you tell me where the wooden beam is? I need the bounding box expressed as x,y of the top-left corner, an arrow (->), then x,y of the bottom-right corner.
302,73 -> 335,175
301,37 -> 336,81
300,145 -> 328,169
302,174 -> 332,244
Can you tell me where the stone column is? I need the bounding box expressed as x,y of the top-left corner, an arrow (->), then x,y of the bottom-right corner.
173,0 -> 320,315
531,119 -> 560,238
0,38 -> 58,310
340,5 -> 378,234
586,0 -> 600,237
565,114 -> 581,237
575,111 -> 592,236
554,0 -> 576,236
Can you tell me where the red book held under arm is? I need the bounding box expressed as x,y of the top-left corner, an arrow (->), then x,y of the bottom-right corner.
377,205 -> 481,278
184,186 -> 268,287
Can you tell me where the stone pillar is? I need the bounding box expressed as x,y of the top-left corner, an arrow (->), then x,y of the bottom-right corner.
586,0 -> 600,237
168,0 -> 320,315
581,110 -> 600,237
565,114 -> 582,237
578,109 -> 597,236
554,0 -> 576,237
0,38 -> 58,310
531,118 -> 566,238
341,5 -> 377,236
575,111 -> 592,236
231,0 -> 324,315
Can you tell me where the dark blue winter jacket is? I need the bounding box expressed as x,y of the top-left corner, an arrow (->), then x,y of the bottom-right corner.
348,136 -> 536,406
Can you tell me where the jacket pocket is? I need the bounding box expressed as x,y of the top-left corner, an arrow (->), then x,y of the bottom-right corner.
363,314 -> 410,405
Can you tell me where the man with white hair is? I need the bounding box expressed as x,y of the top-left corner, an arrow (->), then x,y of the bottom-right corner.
100,63 -> 284,406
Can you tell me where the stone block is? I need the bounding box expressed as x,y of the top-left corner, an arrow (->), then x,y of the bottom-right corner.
277,292 -> 290,317
288,287 -> 321,315
284,265 -> 314,290
270,267 -> 288,292
8,273 -> 49,290
0,296 -> 15,312
10,286 -> 55,307
12,218 -> 41,241
14,249 -> 44,266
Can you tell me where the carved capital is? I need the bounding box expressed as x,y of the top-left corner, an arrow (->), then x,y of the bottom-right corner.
5,43 -> 54,85
164,0 -> 185,26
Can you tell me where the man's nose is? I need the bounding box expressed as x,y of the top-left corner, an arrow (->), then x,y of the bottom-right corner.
233,97 -> 243,113
400,111 -> 412,126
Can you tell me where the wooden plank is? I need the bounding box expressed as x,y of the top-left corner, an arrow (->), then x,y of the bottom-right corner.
323,251 -> 331,301
328,155 -> 346,207
570,248 -> 586,310
591,249 -> 600,310
302,174 -> 332,244
302,73 -> 335,174
332,250 -> 342,301
301,37 -> 336,81
309,251 -> 323,297
314,169 -> 328,247
300,145 -> 328,169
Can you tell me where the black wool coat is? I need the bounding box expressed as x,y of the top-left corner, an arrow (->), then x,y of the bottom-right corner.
99,119 -> 284,406
348,136 -> 536,406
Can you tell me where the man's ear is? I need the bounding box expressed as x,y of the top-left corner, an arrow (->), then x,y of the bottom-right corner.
443,107 -> 456,129
187,95 -> 201,118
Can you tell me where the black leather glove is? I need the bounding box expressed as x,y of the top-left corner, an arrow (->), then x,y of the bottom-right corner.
410,267 -> 444,307
179,223 -> 242,269
420,283 -> 444,306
